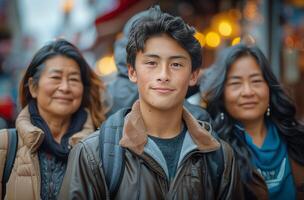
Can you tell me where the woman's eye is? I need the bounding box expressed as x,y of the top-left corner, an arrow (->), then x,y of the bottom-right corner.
70,78 -> 81,82
228,82 -> 240,85
252,79 -> 263,83
50,76 -> 61,80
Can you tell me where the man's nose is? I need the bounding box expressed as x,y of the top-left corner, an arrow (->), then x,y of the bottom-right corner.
157,64 -> 170,83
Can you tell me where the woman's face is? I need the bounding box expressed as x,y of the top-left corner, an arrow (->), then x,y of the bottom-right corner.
223,56 -> 269,124
29,55 -> 84,119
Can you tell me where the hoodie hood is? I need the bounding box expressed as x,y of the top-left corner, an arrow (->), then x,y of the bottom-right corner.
114,10 -> 151,77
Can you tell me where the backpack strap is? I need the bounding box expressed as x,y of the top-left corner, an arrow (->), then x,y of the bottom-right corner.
2,128 -> 18,199
99,108 -> 130,198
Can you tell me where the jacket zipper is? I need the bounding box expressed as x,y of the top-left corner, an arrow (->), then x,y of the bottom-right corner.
177,150 -> 201,171
31,153 -> 40,200
137,153 -> 169,195
170,150 -> 206,189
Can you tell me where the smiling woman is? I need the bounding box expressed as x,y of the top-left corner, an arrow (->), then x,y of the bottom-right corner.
223,55 -> 270,146
29,56 -> 84,126
202,44 -> 304,199
0,39 -> 106,200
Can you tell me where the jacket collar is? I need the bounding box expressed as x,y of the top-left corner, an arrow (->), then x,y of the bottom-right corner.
119,100 -> 220,155
15,106 -> 95,153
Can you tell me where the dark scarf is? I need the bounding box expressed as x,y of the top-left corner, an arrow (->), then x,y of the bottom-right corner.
29,100 -> 87,160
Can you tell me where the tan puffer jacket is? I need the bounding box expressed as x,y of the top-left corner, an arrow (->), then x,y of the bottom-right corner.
0,106 -> 95,200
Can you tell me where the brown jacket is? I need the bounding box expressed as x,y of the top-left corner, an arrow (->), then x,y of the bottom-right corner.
0,106 -> 95,200
290,158 -> 304,199
59,101 -> 243,199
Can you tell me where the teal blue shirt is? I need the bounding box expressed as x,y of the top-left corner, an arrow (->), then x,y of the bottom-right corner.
236,121 -> 296,200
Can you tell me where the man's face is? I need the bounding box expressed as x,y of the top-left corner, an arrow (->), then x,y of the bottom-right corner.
128,34 -> 199,111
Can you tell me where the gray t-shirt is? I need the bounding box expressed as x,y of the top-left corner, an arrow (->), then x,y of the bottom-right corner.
149,124 -> 186,181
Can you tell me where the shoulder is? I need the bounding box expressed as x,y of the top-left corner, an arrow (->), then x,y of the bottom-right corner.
183,100 -> 211,122
80,108 -> 130,143
80,130 -> 100,145
75,131 -> 100,158
75,107 -> 131,161
67,130 -> 102,176
209,138 -> 234,167
218,139 -> 234,158
205,138 -> 235,177
103,107 -> 131,129
76,108 -> 130,159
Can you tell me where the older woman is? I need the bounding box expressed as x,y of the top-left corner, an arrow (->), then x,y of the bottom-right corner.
201,44 -> 304,199
0,39 -> 106,200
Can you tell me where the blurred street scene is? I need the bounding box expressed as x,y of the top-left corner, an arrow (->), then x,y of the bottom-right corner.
0,0 -> 303,128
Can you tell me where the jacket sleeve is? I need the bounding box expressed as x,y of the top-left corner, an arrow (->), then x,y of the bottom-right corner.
217,140 -> 245,200
59,140 -> 107,200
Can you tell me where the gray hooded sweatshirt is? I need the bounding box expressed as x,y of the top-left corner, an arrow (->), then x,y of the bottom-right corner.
105,11 -> 149,117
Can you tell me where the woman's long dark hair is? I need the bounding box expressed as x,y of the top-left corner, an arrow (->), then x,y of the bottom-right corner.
202,44 -> 304,185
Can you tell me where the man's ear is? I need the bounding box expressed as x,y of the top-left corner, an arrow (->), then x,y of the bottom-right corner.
128,64 -> 137,83
28,77 -> 37,98
189,69 -> 200,86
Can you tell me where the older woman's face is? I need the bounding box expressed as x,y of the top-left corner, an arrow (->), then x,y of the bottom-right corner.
30,55 -> 84,118
223,56 -> 269,124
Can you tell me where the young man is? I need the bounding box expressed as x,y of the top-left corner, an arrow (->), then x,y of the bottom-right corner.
59,6 -> 242,199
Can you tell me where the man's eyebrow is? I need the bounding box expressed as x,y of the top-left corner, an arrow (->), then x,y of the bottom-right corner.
169,55 -> 188,60
143,54 -> 188,60
143,54 -> 160,58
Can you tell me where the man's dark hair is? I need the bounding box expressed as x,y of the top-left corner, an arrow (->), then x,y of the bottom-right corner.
126,6 -> 202,72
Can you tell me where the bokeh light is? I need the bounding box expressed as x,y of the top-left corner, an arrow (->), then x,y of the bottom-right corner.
96,55 -> 117,76
231,37 -> 241,46
194,31 -> 205,47
218,21 -> 232,36
206,32 -> 221,48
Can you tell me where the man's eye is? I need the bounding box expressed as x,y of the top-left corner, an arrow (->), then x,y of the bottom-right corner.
171,63 -> 182,68
145,61 -> 157,67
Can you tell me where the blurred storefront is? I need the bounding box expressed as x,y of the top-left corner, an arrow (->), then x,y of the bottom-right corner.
280,0 -> 304,119
0,0 -> 303,121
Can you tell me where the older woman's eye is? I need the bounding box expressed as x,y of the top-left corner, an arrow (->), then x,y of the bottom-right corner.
252,79 -> 263,83
50,76 -> 61,80
227,81 -> 240,86
70,78 -> 81,82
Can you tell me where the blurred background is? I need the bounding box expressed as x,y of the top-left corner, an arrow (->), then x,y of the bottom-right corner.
0,0 -> 303,127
